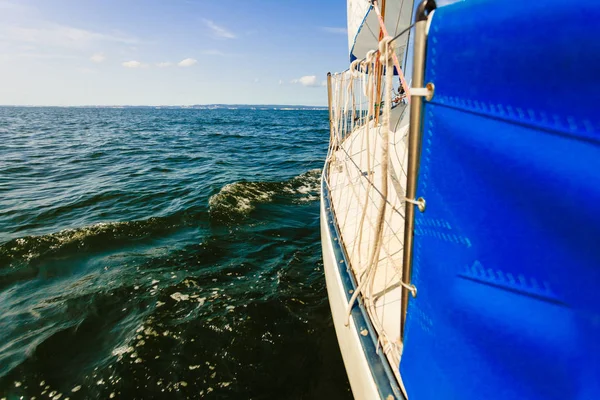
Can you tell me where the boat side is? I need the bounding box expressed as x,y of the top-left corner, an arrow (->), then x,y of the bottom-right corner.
320,166 -> 404,400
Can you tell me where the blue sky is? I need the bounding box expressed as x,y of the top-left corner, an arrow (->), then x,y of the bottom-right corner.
0,0 -> 350,106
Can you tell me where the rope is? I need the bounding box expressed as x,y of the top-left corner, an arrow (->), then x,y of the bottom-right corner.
354,52 -> 376,270
344,37 -> 392,333
372,1 -> 411,103
326,33 -> 410,366
345,51 -> 377,326
364,35 -> 394,334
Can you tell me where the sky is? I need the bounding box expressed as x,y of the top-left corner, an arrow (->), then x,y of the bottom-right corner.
0,0 -> 350,106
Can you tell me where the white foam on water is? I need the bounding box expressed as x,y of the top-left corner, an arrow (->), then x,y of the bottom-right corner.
208,169 -> 322,222
169,292 -> 189,302
111,346 -> 134,356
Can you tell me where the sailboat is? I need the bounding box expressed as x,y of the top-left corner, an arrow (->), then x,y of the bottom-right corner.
320,0 -> 600,399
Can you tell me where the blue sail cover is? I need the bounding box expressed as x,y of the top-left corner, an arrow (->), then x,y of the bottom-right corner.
400,0 -> 600,399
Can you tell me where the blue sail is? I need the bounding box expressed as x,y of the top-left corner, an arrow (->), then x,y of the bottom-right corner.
400,0 -> 600,398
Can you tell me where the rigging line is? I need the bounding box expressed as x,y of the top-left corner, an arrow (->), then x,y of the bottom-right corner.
363,7 -> 382,44
394,139 -> 410,183
324,171 -> 405,270
392,109 -> 410,179
354,59 -> 376,270
394,0 -> 408,38
365,37 -> 393,330
340,74 -> 361,232
338,137 -> 404,218
393,103 -> 408,133
372,43 -> 394,347
348,22 -> 416,68
346,171 -> 408,263
372,1 -> 411,103
329,62 -> 408,254
329,132 -> 408,257
389,19 -> 415,44
327,158 -> 408,302
339,199 -> 402,338
328,38 -> 410,362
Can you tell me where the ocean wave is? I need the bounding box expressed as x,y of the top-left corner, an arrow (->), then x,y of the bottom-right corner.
0,213 -> 205,270
208,169 -> 321,223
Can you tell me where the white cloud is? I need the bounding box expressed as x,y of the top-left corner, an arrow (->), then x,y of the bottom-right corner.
202,19 -> 236,39
122,60 -> 144,68
278,79 -> 283,85
291,75 -> 322,87
321,27 -> 347,34
177,58 -> 197,67
90,53 -> 105,63
157,61 -> 173,68
254,78 -> 259,83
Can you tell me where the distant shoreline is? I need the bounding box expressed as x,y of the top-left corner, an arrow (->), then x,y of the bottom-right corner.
0,104 -> 328,110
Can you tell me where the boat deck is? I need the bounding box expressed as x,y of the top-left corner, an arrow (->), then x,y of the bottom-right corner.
326,104 -> 409,379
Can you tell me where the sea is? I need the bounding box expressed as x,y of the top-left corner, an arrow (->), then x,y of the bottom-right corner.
0,107 -> 351,399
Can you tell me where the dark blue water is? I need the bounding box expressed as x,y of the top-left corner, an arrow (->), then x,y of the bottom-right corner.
0,107 -> 351,399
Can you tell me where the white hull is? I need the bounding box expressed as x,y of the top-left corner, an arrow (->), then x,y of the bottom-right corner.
320,103 -> 409,400
320,188 -> 380,400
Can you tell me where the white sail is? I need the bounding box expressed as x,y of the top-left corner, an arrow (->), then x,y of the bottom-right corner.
347,0 -> 415,62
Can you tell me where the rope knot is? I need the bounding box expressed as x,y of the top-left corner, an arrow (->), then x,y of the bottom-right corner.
365,50 -> 377,64
378,36 -> 394,63
350,59 -> 361,78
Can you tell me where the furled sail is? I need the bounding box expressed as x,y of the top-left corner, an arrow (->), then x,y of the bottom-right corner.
347,0 -> 415,62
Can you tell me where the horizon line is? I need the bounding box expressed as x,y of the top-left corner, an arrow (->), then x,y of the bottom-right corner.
0,103 -> 329,108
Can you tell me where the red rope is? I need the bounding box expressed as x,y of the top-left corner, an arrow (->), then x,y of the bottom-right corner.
372,0 -> 411,104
